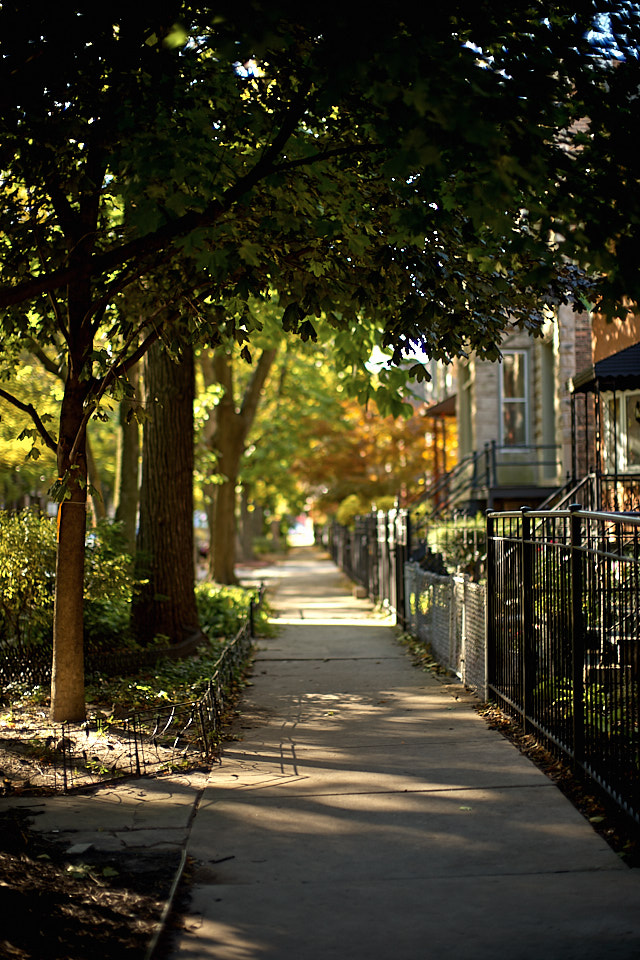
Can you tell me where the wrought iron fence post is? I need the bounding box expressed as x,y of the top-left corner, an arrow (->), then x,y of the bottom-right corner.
485,510 -> 495,695
569,503 -> 585,766
396,510 -> 408,629
520,507 -> 535,730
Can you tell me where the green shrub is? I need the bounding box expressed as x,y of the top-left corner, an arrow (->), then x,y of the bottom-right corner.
0,509 -> 56,644
84,521 -> 135,648
335,494 -> 398,529
85,585 -> 272,710
0,510 -> 134,649
1,511 -> 271,713
195,581 -> 271,638
335,495 -> 370,529
426,514 -> 486,578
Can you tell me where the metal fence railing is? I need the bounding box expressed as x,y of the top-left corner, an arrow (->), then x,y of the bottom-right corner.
542,472 -> 640,513
328,511 -> 409,624
4,589 -> 263,794
487,507 -> 640,822
331,503 -> 640,824
407,441 -> 562,519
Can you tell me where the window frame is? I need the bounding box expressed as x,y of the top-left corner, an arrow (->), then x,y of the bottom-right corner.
499,350 -> 529,448
603,390 -> 640,473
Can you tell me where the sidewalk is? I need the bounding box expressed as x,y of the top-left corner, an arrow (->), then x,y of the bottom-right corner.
5,547 -> 640,959
167,547 -> 640,960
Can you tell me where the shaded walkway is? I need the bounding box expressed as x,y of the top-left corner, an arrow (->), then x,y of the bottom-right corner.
169,547 -> 640,960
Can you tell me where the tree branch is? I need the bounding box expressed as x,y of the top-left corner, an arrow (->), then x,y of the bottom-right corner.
0,387 -> 57,452
0,81 -> 318,310
27,339 -> 67,380
239,346 -> 278,442
271,143 -> 376,175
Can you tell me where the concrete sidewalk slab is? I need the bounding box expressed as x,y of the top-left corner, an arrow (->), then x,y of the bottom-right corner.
6,772 -> 207,853
216,739 -> 556,792
167,547 -> 640,960
175,872 -> 640,960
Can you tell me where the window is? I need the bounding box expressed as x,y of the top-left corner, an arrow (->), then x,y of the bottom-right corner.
603,391 -> 640,472
500,352 -> 528,446
626,395 -> 640,468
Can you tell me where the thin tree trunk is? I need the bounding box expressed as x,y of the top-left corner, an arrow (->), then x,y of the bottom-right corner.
86,433 -> 107,524
114,362 -> 140,552
132,343 -> 202,647
202,346 -> 277,584
238,484 -> 255,562
50,375 -> 89,722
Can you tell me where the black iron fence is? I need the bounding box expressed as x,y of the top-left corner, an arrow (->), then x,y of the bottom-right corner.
487,507 -> 640,822
331,503 -> 640,823
328,511 -> 409,623
329,509 -> 486,619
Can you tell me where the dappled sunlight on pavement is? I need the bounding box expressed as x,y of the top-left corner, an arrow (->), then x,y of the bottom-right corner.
166,547 -> 640,960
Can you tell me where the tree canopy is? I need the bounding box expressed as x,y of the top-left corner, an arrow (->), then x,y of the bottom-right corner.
2,2 -> 635,394
2,0 -> 638,719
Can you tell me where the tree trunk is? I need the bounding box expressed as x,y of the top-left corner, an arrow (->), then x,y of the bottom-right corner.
114,362 -> 140,552
86,433 -> 107,524
50,375 -> 89,722
238,484 -> 255,562
212,472 -> 241,584
132,343 -> 201,647
202,346 -> 278,584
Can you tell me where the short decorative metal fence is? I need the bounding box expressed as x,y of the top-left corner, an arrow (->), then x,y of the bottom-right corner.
3,589 -> 263,794
0,635 -> 174,694
487,507 -> 640,822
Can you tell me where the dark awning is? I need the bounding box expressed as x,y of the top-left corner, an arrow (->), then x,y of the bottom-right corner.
570,341 -> 640,394
421,394 -> 456,417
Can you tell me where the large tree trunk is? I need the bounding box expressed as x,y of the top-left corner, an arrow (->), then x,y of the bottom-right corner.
114,362 -> 140,552
50,375 -> 89,722
202,346 -> 277,585
132,343 -> 201,647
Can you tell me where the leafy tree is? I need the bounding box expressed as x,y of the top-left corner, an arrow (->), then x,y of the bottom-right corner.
0,361 -> 58,509
201,339 -> 278,584
0,2 -> 631,719
299,398 -> 434,518
238,335 -> 345,533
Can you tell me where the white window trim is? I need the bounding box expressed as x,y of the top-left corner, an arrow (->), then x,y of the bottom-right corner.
603,390 -> 640,474
499,350 -> 529,447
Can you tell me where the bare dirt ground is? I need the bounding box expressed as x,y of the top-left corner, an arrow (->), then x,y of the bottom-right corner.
0,705 -> 212,960
0,703 -> 206,796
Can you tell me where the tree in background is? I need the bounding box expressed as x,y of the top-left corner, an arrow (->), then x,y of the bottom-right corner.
299,399 -> 436,522
112,362 -> 141,554
0,351 -> 117,518
200,340 -> 278,584
230,332 -> 346,555
0,359 -> 59,510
